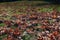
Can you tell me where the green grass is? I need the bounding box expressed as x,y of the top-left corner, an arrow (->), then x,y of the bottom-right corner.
56,6 -> 60,12
0,23 -> 5,27
0,34 -> 7,40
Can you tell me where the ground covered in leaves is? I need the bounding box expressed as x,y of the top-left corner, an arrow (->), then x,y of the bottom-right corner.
0,1 -> 60,40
